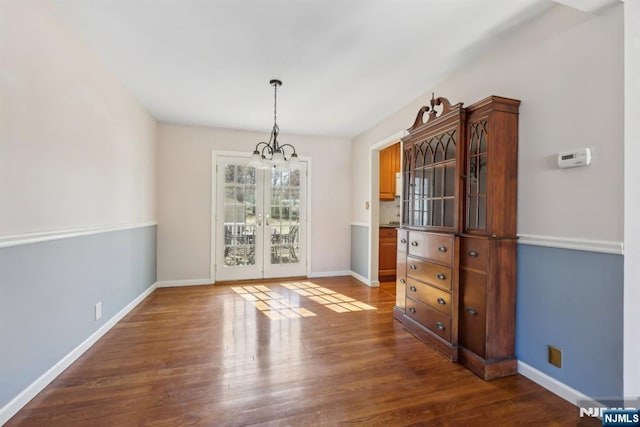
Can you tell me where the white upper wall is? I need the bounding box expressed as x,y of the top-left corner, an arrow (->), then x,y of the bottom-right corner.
351,3 -> 624,243
0,1 -> 156,236
157,124 -> 351,282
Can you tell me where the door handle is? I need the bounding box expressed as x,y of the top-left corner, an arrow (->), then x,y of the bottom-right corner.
257,214 -> 262,226
265,214 -> 270,226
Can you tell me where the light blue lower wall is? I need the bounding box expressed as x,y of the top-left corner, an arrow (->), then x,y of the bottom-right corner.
350,224 -> 369,279
0,225 -> 157,409
516,244 -> 623,398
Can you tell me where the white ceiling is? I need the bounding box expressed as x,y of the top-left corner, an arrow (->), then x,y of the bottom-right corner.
50,0 -> 565,138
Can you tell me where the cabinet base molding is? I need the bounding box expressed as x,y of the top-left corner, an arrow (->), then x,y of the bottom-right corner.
459,346 -> 517,380
401,315 -> 458,362
379,272 -> 396,282
393,306 -> 405,322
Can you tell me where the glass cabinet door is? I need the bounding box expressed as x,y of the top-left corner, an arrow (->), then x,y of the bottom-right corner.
466,119 -> 488,232
401,146 -> 412,227
410,128 -> 457,229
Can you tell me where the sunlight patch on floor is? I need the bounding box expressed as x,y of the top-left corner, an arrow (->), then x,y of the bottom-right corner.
232,285 -> 317,320
282,281 -> 376,313
232,281 -> 376,318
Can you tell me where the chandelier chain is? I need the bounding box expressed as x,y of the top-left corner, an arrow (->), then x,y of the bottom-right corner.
273,83 -> 278,125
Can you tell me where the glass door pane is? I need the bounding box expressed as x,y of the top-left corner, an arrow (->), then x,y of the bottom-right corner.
269,169 -> 299,265
223,164 -> 257,266
215,157 -> 264,281
264,164 -> 307,278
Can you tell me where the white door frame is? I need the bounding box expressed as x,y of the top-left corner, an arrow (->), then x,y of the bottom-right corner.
368,130 -> 407,287
210,150 -> 312,283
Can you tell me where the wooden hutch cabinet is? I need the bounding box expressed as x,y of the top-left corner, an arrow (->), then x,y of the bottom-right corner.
394,94 -> 520,380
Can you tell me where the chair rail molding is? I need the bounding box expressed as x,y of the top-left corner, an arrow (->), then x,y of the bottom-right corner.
0,222 -> 158,249
518,234 -> 623,255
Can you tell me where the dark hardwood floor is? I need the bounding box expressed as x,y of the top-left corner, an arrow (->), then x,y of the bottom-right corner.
7,277 -> 598,426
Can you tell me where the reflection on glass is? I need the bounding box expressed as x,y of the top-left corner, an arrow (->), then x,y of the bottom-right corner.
445,164 -> 455,197
434,142 -> 444,163
445,138 -> 456,160
444,199 -> 455,228
433,199 -> 442,226
469,156 -> 478,195
478,197 -> 487,230
434,166 -> 443,198
478,155 -> 487,195
467,197 -> 478,229
479,124 -> 487,152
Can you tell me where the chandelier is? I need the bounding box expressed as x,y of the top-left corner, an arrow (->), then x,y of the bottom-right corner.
248,79 -> 300,169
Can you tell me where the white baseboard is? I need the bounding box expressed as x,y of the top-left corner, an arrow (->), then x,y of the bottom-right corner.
307,270 -> 351,278
517,361 -> 592,406
349,271 -> 379,287
0,283 -> 157,426
155,278 -> 214,287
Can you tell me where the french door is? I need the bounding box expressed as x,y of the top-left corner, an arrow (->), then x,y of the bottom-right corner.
215,155 -> 307,281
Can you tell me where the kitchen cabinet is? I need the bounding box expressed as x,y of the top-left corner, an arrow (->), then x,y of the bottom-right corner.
378,227 -> 397,281
395,94 -> 520,380
379,142 -> 400,200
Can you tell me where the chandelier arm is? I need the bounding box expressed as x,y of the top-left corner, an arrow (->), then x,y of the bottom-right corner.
278,143 -> 297,157
254,141 -> 273,157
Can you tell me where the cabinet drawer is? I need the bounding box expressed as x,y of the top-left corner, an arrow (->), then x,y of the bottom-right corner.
408,231 -> 454,265
459,268 -> 487,357
380,227 -> 397,239
406,257 -> 452,291
405,298 -> 451,342
406,278 -> 451,315
460,237 -> 489,271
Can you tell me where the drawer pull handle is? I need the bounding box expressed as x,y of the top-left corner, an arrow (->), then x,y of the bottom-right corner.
436,273 -> 446,281
436,322 -> 445,331
409,286 -> 417,292
411,241 -> 419,247
400,238 -> 407,244
466,307 -> 478,316
438,245 -> 447,253
468,250 -> 479,258
409,307 -> 416,314
436,297 -> 446,305
399,278 -> 406,284
409,265 -> 417,270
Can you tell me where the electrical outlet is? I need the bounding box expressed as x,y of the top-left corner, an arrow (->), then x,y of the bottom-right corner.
548,345 -> 562,368
95,302 -> 102,321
